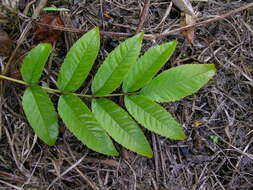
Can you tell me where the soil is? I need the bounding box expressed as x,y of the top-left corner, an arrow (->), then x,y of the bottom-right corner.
0,0 -> 252,190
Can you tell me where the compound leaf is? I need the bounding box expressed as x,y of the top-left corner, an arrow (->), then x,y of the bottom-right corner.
21,43 -> 52,84
123,41 -> 177,92
91,33 -> 143,96
140,64 -> 216,102
58,94 -> 118,156
57,27 -> 100,92
92,98 -> 153,157
22,85 -> 58,145
125,95 -> 186,140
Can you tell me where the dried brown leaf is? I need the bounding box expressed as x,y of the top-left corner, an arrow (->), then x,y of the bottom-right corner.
181,13 -> 196,45
0,30 -> 25,79
0,30 -> 13,56
35,14 -> 64,45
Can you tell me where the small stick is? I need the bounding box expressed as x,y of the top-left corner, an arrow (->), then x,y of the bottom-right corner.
66,158 -> 99,190
136,0 -> 150,33
0,179 -> 23,190
146,2 -> 253,40
46,155 -> 89,190
152,134 -> 160,185
3,0 -> 48,75
34,2 -> 253,40
0,0 -> 48,139
152,1 -> 173,31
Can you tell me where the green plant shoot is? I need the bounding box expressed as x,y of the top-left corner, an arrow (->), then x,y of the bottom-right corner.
12,27 -> 217,157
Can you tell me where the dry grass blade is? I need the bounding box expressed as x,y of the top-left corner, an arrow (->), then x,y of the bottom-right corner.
34,2 -> 253,40
46,155 -> 88,190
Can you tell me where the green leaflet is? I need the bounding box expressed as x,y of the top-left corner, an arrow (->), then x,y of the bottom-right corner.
58,94 -> 118,156
123,41 -> 177,92
125,95 -> 186,140
57,27 -> 100,92
92,98 -> 153,157
140,64 -> 216,102
43,7 -> 70,12
91,33 -> 144,96
22,85 -> 58,145
21,43 -> 52,84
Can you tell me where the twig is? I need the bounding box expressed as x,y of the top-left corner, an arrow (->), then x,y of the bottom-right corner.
208,127 -> 253,161
23,0 -> 36,16
152,1 -> 173,32
146,2 -> 253,40
74,167 -> 99,190
0,0 -> 48,139
0,179 -> 24,190
136,0 -> 150,33
124,160 -> 137,190
46,155 -> 87,190
35,2 -> 253,40
3,0 -> 48,75
65,158 -> 99,190
152,134 -> 160,185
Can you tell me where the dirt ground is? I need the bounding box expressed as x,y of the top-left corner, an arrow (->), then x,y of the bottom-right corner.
0,0 -> 253,190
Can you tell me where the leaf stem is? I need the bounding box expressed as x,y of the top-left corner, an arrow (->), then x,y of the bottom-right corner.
42,87 -> 62,94
0,74 -> 137,98
74,92 -> 137,98
0,74 -> 28,85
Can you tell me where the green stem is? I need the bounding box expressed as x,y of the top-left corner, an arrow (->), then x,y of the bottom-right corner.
0,74 -> 28,86
0,74 -> 136,98
42,87 -> 62,94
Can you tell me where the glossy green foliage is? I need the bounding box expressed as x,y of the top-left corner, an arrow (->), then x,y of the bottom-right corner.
57,27 -> 100,92
92,98 -> 153,157
58,94 -> 118,156
125,95 -> 186,140
22,85 -> 58,145
140,64 -> 216,102
20,27 -> 217,157
21,43 -> 52,84
91,33 -> 143,96
123,41 -> 177,92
